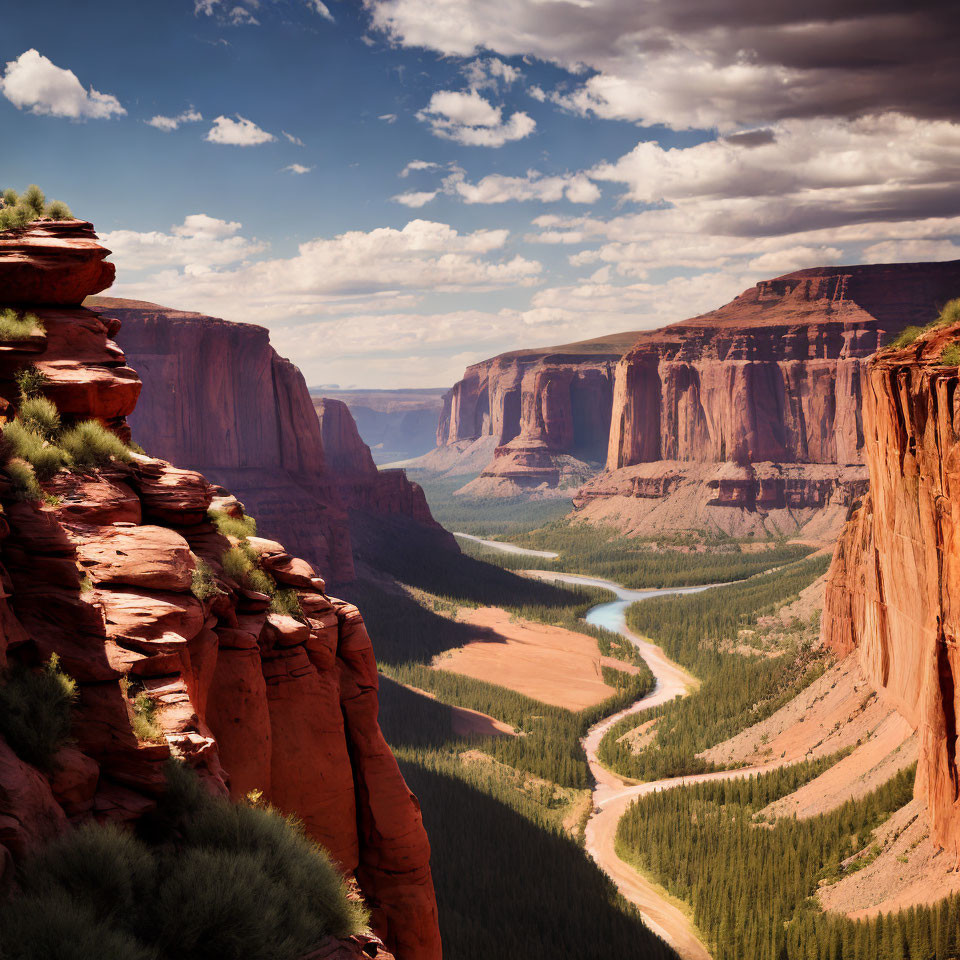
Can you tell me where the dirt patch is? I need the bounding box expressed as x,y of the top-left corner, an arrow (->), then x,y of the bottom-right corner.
618,717 -> 660,754
819,798 -> 960,917
700,655 -> 898,768
432,606 -> 628,710
759,719 -> 917,821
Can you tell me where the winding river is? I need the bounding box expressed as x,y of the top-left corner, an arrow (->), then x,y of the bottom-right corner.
458,533 -> 777,960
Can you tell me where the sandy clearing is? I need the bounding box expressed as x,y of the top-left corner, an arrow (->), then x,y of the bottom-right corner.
760,718 -> 917,821
700,656 -> 898,768
432,605 -> 629,710
819,798 -> 960,918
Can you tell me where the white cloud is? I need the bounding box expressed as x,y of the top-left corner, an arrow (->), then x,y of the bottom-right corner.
107,218 -> 541,319
146,109 -> 203,132
393,190 -> 438,207
462,57 -> 520,91
101,214 -> 266,271
0,49 -> 125,120
205,114 -> 275,145
527,85 -> 547,102
416,89 -> 535,147
364,0 -> 958,131
308,0 -> 335,22
443,169 -> 600,204
196,0 -> 260,24
400,159 -> 441,177
378,113 -> 398,123
283,130 -> 305,146
284,163 -> 313,175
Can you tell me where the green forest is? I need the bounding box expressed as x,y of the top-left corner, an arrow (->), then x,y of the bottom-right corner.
617,761 -> 957,960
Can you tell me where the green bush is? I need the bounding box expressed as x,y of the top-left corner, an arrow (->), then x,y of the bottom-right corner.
131,692 -> 163,743
58,421 -> 131,470
270,588 -> 303,618
2,419 -> 68,480
0,308 -> 43,341
18,397 -> 61,441
44,199 -> 72,220
0,767 -> 367,960
21,185 -> 45,217
941,342 -> 960,366
4,459 -> 43,501
884,325 -> 922,350
15,366 -> 49,400
209,508 -> 257,539
1,188 -> 17,206
221,545 -> 275,596
190,559 -> 223,601
0,653 -> 77,772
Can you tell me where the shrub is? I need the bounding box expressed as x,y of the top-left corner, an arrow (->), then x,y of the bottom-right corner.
936,297 -> 960,327
44,199 -> 72,220
4,459 -> 43,501
123,685 -> 163,743
15,366 -> 49,400
270,588 -> 304,618
21,185 -> 46,217
18,397 -> 61,441
58,420 -> 131,470
0,653 -> 77,771
191,559 -> 223,601
883,325 -> 922,350
2,419 -> 68,480
941,343 -> 960,366
1,188 -> 17,206
209,508 -> 257,539
221,545 -> 275,596
0,308 -> 43,341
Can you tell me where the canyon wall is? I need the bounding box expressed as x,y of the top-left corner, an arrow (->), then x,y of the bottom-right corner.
576,261 -> 960,539
432,331 -> 641,494
0,222 -> 441,959
98,297 -> 451,582
823,318 -> 960,863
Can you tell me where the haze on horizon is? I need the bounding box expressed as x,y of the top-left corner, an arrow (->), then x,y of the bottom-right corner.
1,0 -> 957,388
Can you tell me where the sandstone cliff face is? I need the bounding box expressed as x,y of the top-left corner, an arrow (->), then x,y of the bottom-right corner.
317,398 -> 446,530
0,223 -> 441,959
823,319 -> 960,864
436,332 -> 641,493
576,261 -> 960,538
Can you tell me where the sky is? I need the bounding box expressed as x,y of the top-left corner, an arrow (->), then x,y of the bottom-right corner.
2,1 -> 959,388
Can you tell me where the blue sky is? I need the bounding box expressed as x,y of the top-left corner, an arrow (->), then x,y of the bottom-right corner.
2,0 -> 959,387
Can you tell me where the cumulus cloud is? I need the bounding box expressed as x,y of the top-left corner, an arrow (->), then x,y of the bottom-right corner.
393,190 -> 438,207
308,0 -> 335,22
462,57 -> 521,91
0,49 -> 125,120
399,159 -> 442,177
196,0 -> 260,24
417,89 -> 535,146
364,0 -> 960,131
284,163 -> 313,174
444,169 -> 600,204
146,109 -> 203,131
205,114 -> 275,145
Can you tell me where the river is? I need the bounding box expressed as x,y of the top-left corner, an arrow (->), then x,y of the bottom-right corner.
466,534 -> 781,960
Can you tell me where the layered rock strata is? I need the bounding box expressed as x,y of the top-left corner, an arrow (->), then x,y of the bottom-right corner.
823,318 -> 960,864
434,332 -> 641,493
0,222 -> 441,959
578,261 -> 960,537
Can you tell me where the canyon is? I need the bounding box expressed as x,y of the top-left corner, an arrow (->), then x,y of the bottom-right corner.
432,261 -> 960,541
91,296 -> 452,584
0,222 -> 442,959
823,316 -> 960,865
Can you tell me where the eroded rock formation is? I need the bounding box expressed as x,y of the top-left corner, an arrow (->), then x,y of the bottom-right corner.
823,318 -> 960,864
0,222 -> 441,959
434,332 -> 641,494
578,261 -> 960,538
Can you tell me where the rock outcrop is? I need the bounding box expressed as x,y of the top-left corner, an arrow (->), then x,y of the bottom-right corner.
96,298 -> 454,583
432,332 -> 641,495
0,222 -> 441,959
823,317 -> 960,864
577,261 -> 960,538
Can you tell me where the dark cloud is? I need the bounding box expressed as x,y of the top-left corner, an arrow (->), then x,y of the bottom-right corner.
723,129 -> 777,147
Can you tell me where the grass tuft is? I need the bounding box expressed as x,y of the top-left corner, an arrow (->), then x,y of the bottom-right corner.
191,559 -> 224,601
0,308 -> 43,341
58,420 -> 131,470
941,343 -> 960,366
2,419 -> 69,480
4,458 -> 43,501
18,396 -> 61,440
15,366 -> 49,400
209,508 -> 257,539
0,653 -> 77,772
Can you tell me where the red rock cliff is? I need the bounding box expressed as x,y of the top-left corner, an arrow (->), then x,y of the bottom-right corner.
823,318 -> 960,864
575,261 -> 960,539
435,331 -> 641,493
0,222 -> 441,959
